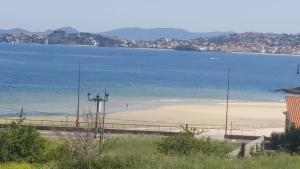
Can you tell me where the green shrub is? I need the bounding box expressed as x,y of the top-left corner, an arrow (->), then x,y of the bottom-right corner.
157,132 -> 233,156
271,129 -> 300,153
270,132 -> 285,149
0,121 -> 46,163
284,128 -> 300,153
157,132 -> 196,155
52,129 -> 114,169
195,138 -> 233,156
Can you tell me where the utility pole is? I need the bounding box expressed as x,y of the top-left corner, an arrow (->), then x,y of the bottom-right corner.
76,62 -> 81,127
88,93 -> 104,138
225,68 -> 231,137
100,89 -> 109,140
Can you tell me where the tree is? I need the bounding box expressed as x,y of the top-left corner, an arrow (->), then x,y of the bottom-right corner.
0,121 -> 46,162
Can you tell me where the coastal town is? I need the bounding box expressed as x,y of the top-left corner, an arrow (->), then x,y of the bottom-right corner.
1,30 -> 300,55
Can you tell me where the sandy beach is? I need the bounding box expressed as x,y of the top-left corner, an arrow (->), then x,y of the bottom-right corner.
107,102 -> 286,126
19,101 -> 287,137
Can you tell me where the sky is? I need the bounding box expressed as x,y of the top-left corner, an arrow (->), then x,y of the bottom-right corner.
1,0 -> 300,33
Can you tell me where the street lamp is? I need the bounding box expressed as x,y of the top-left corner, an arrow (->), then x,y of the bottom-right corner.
87,89 -> 109,140
101,89 -> 109,140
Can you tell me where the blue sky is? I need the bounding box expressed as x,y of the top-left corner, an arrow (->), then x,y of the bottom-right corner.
1,0 -> 300,33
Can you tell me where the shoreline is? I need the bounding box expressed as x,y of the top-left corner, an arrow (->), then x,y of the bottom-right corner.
1,101 -> 286,136
231,51 -> 300,57
2,43 -> 300,57
0,99 -> 286,117
20,101 -> 286,125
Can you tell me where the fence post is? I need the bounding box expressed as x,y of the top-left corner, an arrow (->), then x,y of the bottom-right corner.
240,143 -> 246,157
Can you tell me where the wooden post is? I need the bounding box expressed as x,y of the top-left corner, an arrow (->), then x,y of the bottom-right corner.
240,143 -> 246,157
225,68 -> 231,137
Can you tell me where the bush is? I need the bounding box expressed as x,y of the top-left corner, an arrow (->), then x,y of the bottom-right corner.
157,132 -> 233,156
157,132 -> 197,156
284,128 -> 300,153
52,128 -> 114,169
270,132 -> 285,149
0,121 -> 46,163
271,128 -> 300,153
195,138 -> 234,156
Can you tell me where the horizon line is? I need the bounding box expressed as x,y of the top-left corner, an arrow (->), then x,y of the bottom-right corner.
0,26 -> 299,35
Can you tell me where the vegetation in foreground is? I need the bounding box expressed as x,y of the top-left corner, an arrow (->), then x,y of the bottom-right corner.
271,127 -> 300,153
1,122 -> 300,169
0,121 -> 47,163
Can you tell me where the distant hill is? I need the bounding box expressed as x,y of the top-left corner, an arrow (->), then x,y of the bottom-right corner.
0,28 -> 32,35
45,27 -> 79,35
0,27 -> 234,40
0,27 -> 79,35
100,28 -> 234,40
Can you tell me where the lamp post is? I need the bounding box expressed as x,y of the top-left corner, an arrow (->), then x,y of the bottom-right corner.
76,62 -> 81,127
87,93 -> 104,138
87,90 -> 109,140
101,89 -> 109,140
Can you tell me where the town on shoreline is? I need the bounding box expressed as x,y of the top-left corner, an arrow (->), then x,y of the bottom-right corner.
1,29 -> 300,55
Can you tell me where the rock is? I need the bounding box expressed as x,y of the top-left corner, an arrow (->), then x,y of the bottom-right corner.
275,87 -> 300,94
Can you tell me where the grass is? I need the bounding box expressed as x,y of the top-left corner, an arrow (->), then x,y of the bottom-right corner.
1,135 -> 300,169
108,135 -> 161,156
99,135 -> 300,169
0,162 -> 35,169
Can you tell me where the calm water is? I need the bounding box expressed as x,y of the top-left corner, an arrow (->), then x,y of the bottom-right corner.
0,43 -> 299,115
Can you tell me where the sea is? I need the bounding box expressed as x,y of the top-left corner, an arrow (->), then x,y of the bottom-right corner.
0,43 -> 299,116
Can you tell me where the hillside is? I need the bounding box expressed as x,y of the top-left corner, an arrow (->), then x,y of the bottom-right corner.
101,27 -> 234,40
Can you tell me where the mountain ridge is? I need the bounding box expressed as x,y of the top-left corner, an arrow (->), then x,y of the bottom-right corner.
0,27 -> 79,35
0,27 -> 234,40
0,28 -> 32,35
45,27 -> 79,35
100,27 -> 234,40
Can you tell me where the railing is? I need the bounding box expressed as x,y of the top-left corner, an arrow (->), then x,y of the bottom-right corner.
0,117 -> 269,137
228,136 -> 265,158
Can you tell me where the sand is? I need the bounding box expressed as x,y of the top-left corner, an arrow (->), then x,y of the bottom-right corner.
108,102 -> 286,126
17,101 -> 287,137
